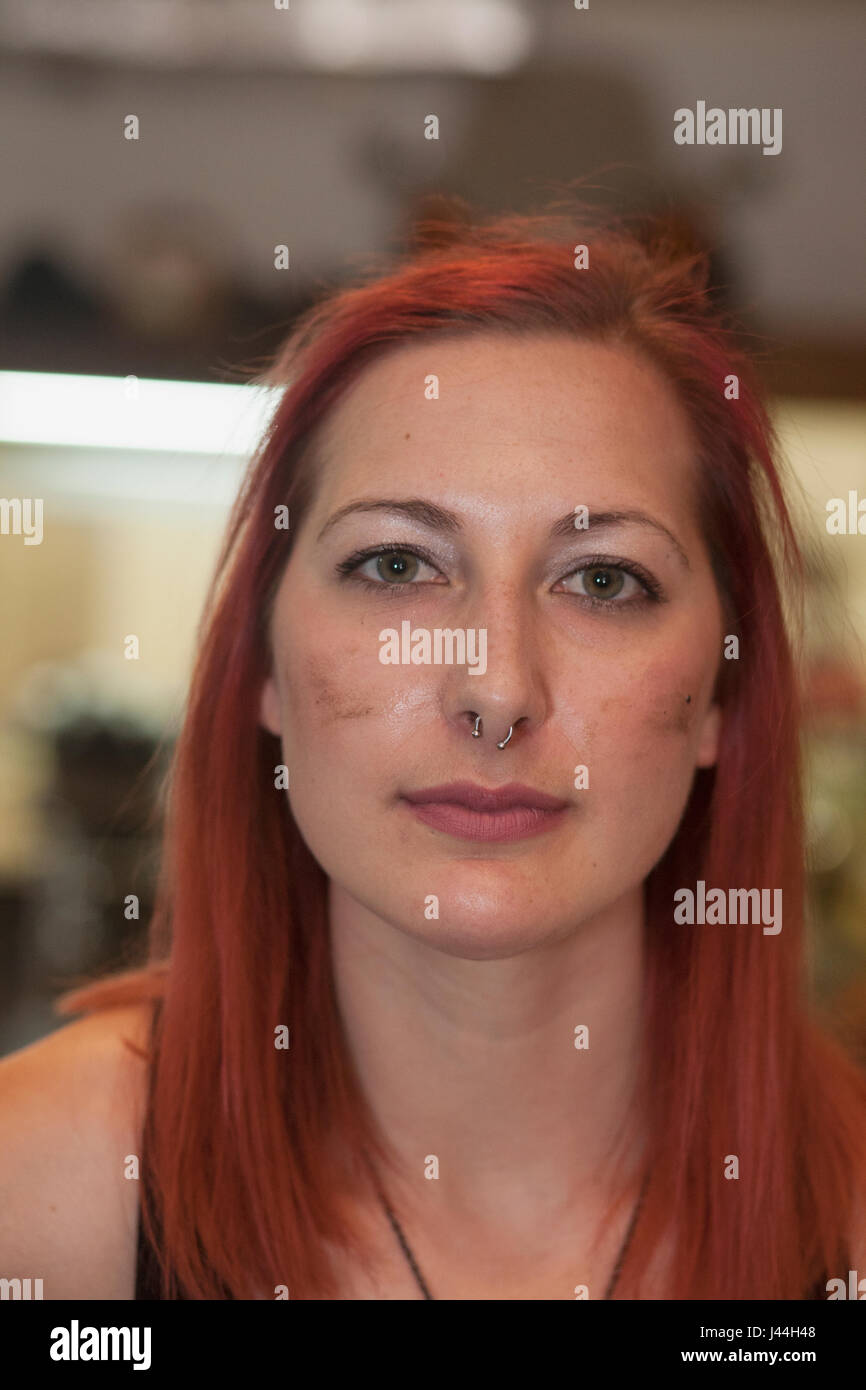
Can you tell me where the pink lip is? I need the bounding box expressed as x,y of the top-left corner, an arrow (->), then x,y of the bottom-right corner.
401,781 -> 570,843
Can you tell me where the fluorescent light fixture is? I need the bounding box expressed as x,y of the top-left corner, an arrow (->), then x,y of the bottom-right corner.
295,0 -> 532,74
0,371 -> 279,456
2,0 -> 532,74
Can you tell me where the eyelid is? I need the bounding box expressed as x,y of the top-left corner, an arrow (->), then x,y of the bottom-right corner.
561,553 -> 664,595
335,542 -> 444,582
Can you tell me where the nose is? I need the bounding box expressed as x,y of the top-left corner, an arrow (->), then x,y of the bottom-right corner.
444,591 -> 549,751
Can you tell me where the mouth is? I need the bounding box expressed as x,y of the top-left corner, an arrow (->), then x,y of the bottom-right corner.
400,781 -> 570,843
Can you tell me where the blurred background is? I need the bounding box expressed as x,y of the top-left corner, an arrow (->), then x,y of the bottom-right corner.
0,0 -> 864,1057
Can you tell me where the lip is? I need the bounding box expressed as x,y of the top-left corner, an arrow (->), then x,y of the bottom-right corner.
401,781 -> 569,843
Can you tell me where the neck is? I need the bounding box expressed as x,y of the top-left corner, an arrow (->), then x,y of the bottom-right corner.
328,882 -> 646,1237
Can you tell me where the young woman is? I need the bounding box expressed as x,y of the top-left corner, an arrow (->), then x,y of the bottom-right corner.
2,202 -> 865,1300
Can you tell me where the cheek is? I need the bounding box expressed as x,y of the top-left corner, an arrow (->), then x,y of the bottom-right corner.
644,685 -> 702,737
280,645 -> 386,752
556,640 -> 717,781
563,665 -> 712,878
303,648 -> 378,723
274,617 -> 441,754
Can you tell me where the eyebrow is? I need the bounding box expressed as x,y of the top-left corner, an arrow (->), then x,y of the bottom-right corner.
316,497 -> 691,569
550,507 -> 691,569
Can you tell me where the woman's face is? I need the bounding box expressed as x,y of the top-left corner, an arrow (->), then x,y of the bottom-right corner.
260,332 -> 723,958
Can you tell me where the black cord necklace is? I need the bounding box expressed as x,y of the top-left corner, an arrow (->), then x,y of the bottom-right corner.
368,1160 -> 648,1301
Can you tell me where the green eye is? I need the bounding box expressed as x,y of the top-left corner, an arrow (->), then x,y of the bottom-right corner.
336,544 -> 443,588
580,566 -> 625,598
556,559 -> 659,606
376,551 -> 420,583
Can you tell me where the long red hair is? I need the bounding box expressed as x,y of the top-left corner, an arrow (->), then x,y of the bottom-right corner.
59,199 -> 866,1299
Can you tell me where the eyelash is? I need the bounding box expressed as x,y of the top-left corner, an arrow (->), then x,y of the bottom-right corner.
335,544 -> 665,608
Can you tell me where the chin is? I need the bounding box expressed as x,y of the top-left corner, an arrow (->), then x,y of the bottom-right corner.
407,916 -> 548,962
389,878 -> 576,961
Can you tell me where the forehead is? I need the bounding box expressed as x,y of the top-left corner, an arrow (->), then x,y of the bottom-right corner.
308,331 -> 700,524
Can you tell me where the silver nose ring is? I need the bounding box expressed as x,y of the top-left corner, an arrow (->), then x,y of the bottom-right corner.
468,713 -> 514,749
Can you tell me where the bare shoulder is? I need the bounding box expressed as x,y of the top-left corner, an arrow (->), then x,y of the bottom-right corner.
0,1003 -> 154,1299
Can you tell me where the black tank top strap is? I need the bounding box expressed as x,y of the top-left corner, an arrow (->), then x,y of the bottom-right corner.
134,1205 -> 169,1300
134,997 -> 181,1300
134,997 -> 233,1300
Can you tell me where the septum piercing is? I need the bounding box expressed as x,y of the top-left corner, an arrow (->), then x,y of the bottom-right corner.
470,713 -> 514,749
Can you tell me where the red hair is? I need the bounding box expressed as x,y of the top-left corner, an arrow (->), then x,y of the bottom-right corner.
59,198 -> 866,1299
